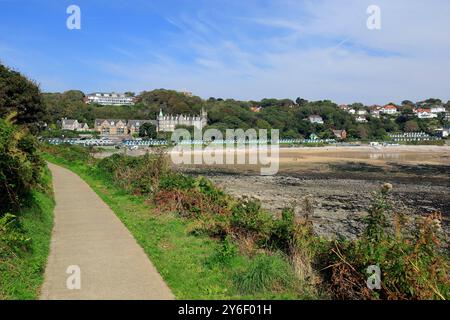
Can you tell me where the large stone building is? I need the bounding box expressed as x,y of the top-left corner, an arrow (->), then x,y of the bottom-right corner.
95,119 -> 128,136
60,118 -> 79,131
60,118 -> 90,131
156,108 -> 207,132
94,108 -> 208,137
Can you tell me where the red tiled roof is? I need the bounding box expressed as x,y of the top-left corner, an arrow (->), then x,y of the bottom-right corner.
416,108 -> 431,113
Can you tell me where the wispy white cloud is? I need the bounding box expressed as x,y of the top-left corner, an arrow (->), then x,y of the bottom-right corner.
5,0 -> 448,104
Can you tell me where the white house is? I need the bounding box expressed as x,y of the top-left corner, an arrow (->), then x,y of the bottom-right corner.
308,115 -> 324,124
355,116 -> 368,123
357,109 -> 368,115
86,92 -> 135,106
380,104 -> 398,115
430,106 -> 446,113
370,108 -> 381,118
415,108 -> 438,119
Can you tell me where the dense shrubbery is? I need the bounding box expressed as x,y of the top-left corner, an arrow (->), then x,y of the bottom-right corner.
0,114 -> 45,213
39,129 -> 99,139
97,150 -> 169,195
44,145 -> 449,299
0,115 -> 44,256
0,66 -> 46,213
320,185 -> 449,300
41,143 -> 91,164
0,213 -> 30,259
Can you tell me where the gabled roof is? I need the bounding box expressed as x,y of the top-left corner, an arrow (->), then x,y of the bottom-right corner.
62,119 -> 77,125
88,92 -> 127,97
332,129 -> 346,138
95,119 -> 127,126
415,108 -> 431,113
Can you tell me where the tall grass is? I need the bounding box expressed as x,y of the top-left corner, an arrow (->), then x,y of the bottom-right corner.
235,254 -> 293,294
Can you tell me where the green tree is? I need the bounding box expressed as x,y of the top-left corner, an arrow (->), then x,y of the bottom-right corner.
401,100 -> 415,107
62,90 -> 85,102
349,102 -> 364,110
0,63 -> 46,132
404,120 -> 419,132
319,128 -> 334,139
255,119 -> 272,129
137,89 -> 204,115
423,98 -> 442,106
295,97 -> 308,107
139,122 -> 157,139
283,129 -> 301,139
357,125 -> 369,140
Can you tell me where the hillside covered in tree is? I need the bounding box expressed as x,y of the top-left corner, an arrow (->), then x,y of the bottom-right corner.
42,88 -> 450,140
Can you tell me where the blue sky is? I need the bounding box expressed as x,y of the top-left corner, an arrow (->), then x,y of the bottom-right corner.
1,0 -> 450,104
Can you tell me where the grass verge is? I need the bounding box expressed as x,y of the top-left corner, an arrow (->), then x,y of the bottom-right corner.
0,167 -> 55,299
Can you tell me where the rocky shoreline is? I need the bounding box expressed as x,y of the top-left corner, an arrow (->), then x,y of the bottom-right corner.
181,162 -> 450,240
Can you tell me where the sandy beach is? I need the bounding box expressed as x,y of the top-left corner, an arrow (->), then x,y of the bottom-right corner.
97,144 -> 450,166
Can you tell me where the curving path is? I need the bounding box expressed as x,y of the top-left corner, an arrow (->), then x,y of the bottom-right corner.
40,163 -> 174,300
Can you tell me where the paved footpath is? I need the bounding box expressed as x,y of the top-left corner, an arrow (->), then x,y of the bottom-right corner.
40,163 -> 174,300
